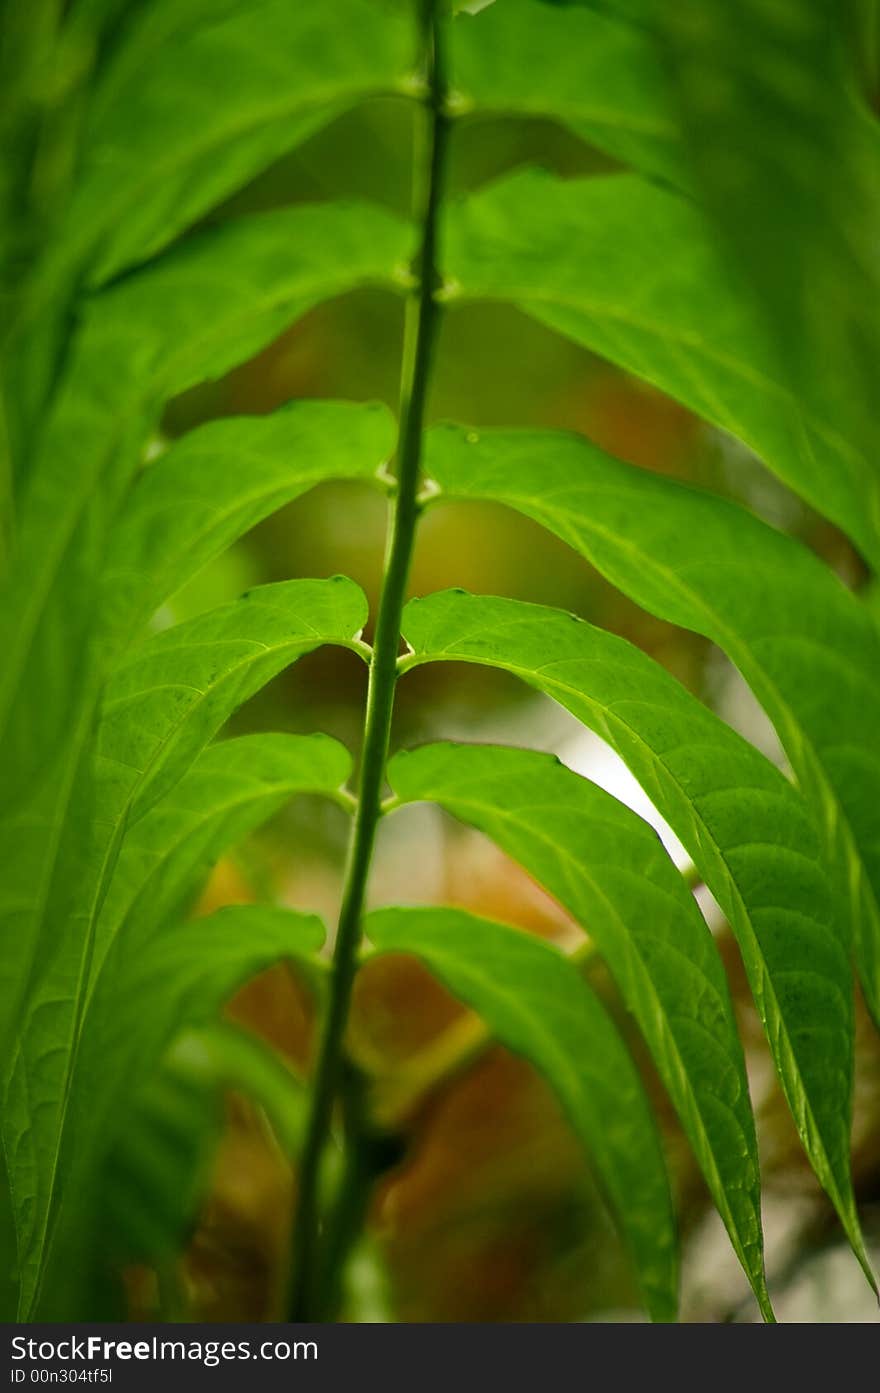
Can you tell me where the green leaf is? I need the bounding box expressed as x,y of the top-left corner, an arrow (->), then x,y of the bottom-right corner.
1,190 -> 403,1322
365,904 -> 678,1322
103,400 -> 394,640
0,1141 -> 16,1320
72,0 -> 240,50
94,732 -> 351,983
167,1021 -> 311,1157
425,425 -> 880,1038
87,575 -> 366,1063
1,409 -> 387,1309
6,735 -> 344,1317
99,575 -> 368,827
100,1056 -> 223,1269
45,906 -> 324,1317
0,3 -> 88,459
400,588 -> 863,1281
656,2 -> 880,515
89,905 -> 324,1178
7,199 -> 407,712
70,0 -> 416,284
443,170 -> 880,569
96,1019 -> 311,1278
386,740 -> 771,1315
453,0 -> 685,185
0,203 -> 405,1067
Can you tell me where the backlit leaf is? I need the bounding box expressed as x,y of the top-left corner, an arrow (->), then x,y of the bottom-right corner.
104,401 -> 394,640
366,904 -> 678,1321
7,733 -> 345,1316
46,907 -> 324,1316
386,740 -> 771,1315
400,588 -> 862,1283
63,0 -> 416,284
443,171 -> 880,569
453,0 -> 684,185
426,425 -> 880,1044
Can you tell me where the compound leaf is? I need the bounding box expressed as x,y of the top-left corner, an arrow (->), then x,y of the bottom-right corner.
452,0 -> 685,186
7,733 -> 345,1317
45,907 -> 324,1316
366,904 -> 678,1321
386,741 -> 771,1316
95,732 -> 350,980
443,171 -> 880,569
65,0 -> 416,284
100,575 -> 368,829
400,588 -> 863,1284
104,400 -> 394,640
426,425 -> 880,1047
656,1 -> 880,517
0,205 -> 406,1168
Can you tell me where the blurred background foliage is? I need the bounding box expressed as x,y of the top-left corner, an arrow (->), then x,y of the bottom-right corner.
111,48 -> 880,1323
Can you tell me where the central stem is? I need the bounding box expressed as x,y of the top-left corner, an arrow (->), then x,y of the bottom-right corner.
287,0 -> 448,1321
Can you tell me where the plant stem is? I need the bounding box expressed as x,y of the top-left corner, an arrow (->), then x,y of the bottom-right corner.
287,0 -> 449,1321
312,1062 -> 402,1320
